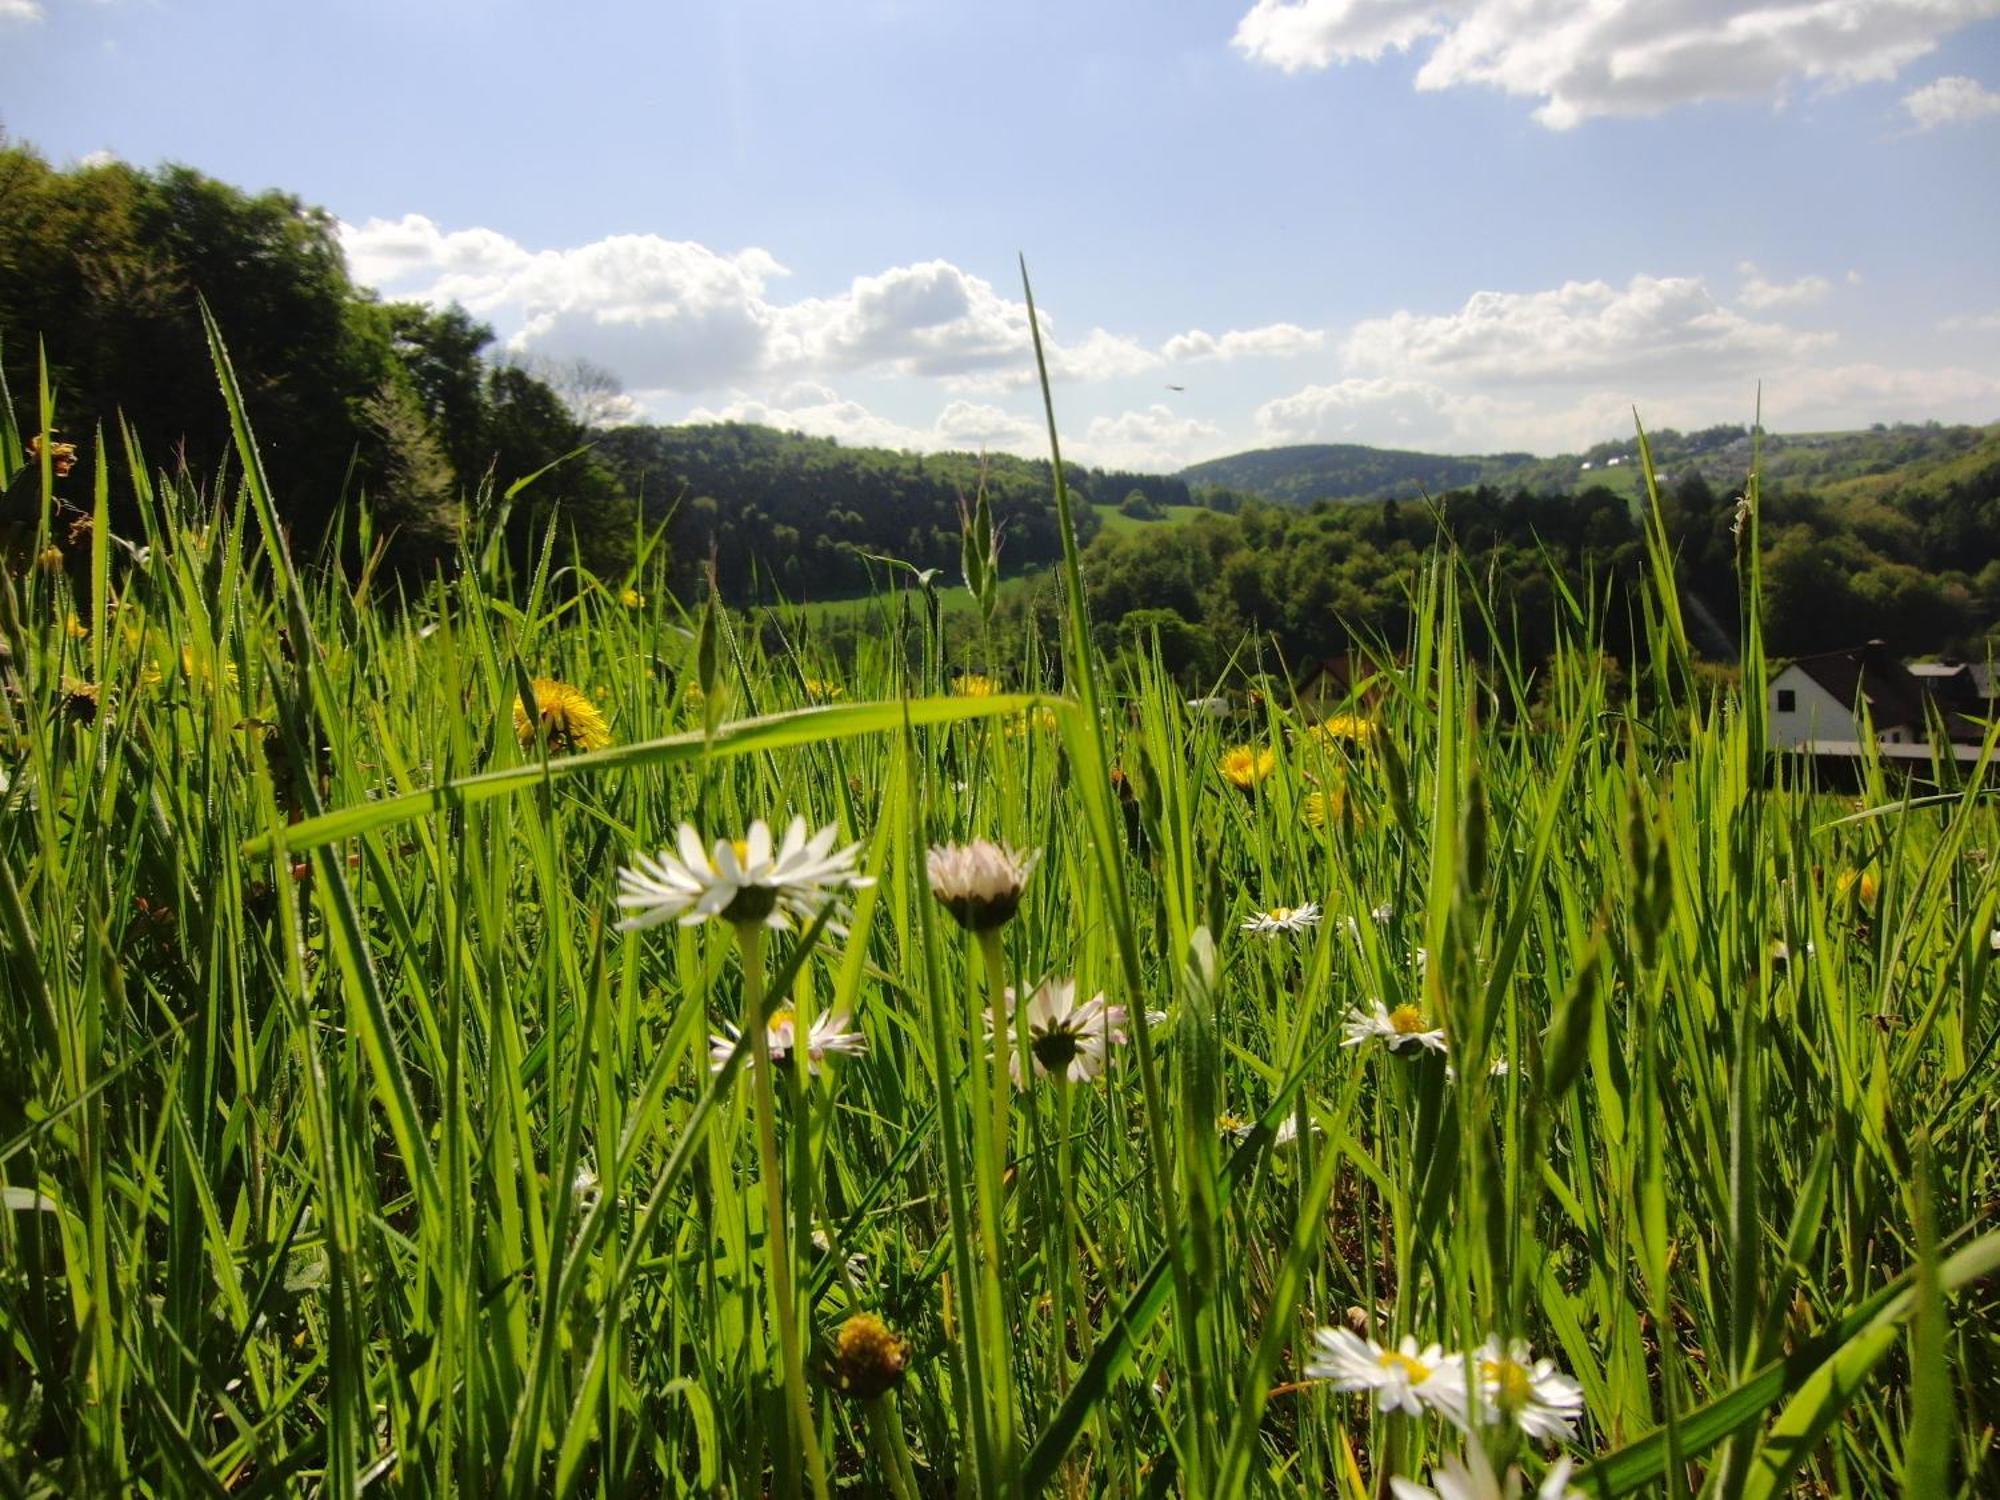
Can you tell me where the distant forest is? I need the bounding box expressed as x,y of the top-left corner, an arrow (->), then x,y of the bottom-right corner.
4,143 -> 1998,676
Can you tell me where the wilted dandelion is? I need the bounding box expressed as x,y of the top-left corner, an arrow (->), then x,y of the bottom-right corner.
1219,744 -> 1276,792
998,978 -> 1128,1085
59,678 -> 99,725
616,818 -> 870,932
1306,1328 -> 1465,1418
1242,902 -> 1321,936
513,677 -> 610,755
1342,1000 -> 1448,1054
26,434 -> 78,478
710,1007 -> 866,1075
928,839 -> 1037,932
830,1312 -> 909,1399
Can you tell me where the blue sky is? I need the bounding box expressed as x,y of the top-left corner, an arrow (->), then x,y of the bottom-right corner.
6,0 -> 2000,468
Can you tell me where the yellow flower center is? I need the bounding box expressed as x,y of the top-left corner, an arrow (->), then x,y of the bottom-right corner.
1269,907 -> 1293,922
1377,1349 -> 1432,1383
1482,1357 -> 1532,1406
1388,1004 -> 1430,1036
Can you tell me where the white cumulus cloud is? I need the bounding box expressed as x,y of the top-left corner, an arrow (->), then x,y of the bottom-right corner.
339,216 -> 1154,396
1075,405 -> 1227,470
1902,74 -> 2000,129
683,384 -> 1043,457
1163,323 -> 1325,362
1342,273 -> 1828,384
0,0 -> 44,21
1234,1 -> 2000,128
1736,261 -> 1834,310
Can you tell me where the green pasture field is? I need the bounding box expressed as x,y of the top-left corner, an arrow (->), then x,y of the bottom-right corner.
0,317 -> 1995,1498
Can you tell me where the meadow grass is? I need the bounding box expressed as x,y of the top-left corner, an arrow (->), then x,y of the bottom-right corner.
0,317 -> 1996,1499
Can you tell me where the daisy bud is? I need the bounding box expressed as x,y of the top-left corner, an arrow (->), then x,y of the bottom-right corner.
830,1312 -> 909,1400
926,840 -> 1038,933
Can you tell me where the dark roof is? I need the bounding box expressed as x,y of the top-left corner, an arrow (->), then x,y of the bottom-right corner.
1782,644 -> 1925,730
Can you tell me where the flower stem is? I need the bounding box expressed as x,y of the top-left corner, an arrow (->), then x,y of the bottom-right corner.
739,925 -> 830,1500
864,1396 -> 922,1500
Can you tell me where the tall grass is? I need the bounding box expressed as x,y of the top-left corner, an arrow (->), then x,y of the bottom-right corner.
0,320 -> 1996,1498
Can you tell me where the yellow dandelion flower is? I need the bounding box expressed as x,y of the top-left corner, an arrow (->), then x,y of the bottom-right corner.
142,644 -> 240,691
1301,787 -> 1347,829
1004,705 -> 1058,739
1306,712 -> 1375,748
803,677 -> 844,703
619,586 -> 645,608
953,673 -> 1001,698
680,680 -> 706,712
1218,744 -> 1277,792
514,677 -> 611,755
63,613 -> 89,640
1836,867 -> 1879,908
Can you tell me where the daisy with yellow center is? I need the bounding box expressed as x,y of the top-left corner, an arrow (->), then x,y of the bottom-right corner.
927,839 -> 1038,932
1466,1336 -> 1585,1443
1342,999 -> 1448,1054
1306,1328 -> 1466,1418
1242,901 -> 1322,936
996,977 -> 1129,1086
709,1006 -> 866,1075
616,817 -> 871,932
952,672 -> 1001,697
1218,744 -> 1277,792
514,677 -> 611,755
1390,1448 -> 1581,1500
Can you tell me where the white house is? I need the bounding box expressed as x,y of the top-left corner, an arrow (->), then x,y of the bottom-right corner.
1768,646 -> 1922,750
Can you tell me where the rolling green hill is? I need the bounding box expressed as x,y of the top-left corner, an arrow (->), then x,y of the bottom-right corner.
1181,421 -> 2000,507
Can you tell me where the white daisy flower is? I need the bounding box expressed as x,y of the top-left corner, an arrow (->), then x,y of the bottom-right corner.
1390,1446 -> 1579,1500
1371,902 -> 1395,924
996,978 -> 1129,1085
1465,1336 -> 1585,1443
1306,1327 -> 1466,1418
1341,1000 -> 1448,1054
616,816 -> 870,932
1221,1112 -> 1316,1146
710,1007 -> 867,1075
927,840 -> 1038,932
1242,901 -> 1322,936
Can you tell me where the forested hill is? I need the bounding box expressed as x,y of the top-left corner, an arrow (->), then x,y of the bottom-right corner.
595,423 -> 1191,601
1181,421 -> 2000,507
1179,443 -> 1531,506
